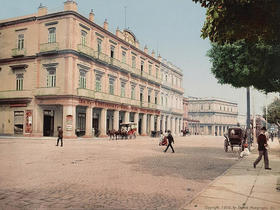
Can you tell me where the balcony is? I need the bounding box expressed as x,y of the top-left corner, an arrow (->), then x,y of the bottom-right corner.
77,44 -> 96,58
34,87 -> 61,96
40,42 -> 59,53
77,88 -> 95,98
95,91 -> 121,103
109,57 -> 122,68
77,44 -> 161,85
170,108 -> 184,115
0,90 -> 32,101
147,103 -> 157,109
11,48 -> 26,57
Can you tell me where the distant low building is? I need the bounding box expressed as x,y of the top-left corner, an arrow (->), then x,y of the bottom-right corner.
237,114 -> 246,128
183,97 -> 200,134
187,97 -> 238,136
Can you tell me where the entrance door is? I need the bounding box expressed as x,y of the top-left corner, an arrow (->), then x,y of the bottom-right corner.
77,113 -> 86,136
138,118 -> 142,134
14,111 -> 24,135
43,110 -> 54,136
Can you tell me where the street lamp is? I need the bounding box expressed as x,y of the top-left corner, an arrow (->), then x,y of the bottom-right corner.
246,87 -> 251,151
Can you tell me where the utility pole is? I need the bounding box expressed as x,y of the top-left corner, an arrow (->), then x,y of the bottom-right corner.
246,87 -> 251,150
265,93 -> 268,130
252,88 -> 256,145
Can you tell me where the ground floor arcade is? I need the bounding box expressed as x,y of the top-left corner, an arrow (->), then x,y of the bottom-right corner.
0,97 -> 183,138
192,124 -> 235,136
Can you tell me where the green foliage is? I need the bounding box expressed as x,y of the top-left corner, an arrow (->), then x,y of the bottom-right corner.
207,40 -> 280,93
192,0 -> 280,43
263,98 -> 280,126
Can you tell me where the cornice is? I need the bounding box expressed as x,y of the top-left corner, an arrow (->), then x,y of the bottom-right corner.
1,11 -> 160,64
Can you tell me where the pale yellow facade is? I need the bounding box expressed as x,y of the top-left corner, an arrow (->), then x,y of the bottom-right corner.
0,1 -> 184,138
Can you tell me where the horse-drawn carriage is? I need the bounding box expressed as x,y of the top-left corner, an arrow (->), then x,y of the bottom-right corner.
224,127 -> 246,152
107,122 -> 137,140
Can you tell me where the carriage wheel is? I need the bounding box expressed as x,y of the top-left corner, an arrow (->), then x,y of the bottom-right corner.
224,139 -> 228,152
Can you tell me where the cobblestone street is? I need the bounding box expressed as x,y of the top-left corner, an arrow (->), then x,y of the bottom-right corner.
0,136 -> 239,209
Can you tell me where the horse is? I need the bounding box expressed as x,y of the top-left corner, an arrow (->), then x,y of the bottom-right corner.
107,129 -> 118,140
181,129 -> 190,136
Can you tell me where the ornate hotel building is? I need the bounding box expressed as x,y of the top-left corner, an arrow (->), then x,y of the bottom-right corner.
187,97 -> 238,136
0,1 -> 184,138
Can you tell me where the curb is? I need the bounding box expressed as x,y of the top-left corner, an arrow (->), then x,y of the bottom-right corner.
181,152 -> 245,209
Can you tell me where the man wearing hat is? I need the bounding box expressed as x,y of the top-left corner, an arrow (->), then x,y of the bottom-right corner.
164,130 -> 175,153
253,127 -> 271,170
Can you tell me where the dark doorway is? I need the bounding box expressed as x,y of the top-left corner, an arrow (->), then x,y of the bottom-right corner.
14,111 -> 24,135
138,118 -> 142,134
43,110 -> 54,136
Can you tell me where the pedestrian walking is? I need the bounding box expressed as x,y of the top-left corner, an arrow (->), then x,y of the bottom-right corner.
253,127 -> 271,170
164,130 -> 175,153
56,126 -> 63,147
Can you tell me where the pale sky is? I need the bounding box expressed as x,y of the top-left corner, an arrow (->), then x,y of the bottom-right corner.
0,0 -> 278,115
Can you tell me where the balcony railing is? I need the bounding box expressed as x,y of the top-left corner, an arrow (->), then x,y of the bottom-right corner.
77,88 -> 95,98
77,44 -> 95,57
34,87 -> 61,96
40,42 -> 59,53
77,44 -> 162,85
0,90 -> 32,99
77,89 -> 158,110
11,48 -> 26,57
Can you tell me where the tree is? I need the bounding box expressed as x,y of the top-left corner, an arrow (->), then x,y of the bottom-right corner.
263,98 -> 280,127
207,40 -> 280,93
192,0 -> 280,44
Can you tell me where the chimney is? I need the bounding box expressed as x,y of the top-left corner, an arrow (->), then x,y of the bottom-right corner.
89,9 -> 94,22
158,54 -> 162,62
64,0 -> 77,12
38,3 -> 47,16
103,19 -> 108,30
151,50 -> 155,58
144,45 -> 148,54
116,27 -> 121,37
135,40 -> 140,48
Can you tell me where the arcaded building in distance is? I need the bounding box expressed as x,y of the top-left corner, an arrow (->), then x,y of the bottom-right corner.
187,97 -> 238,136
0,1 -> 184,138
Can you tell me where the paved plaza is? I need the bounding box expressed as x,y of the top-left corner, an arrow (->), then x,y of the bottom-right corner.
0,136 -> 240,209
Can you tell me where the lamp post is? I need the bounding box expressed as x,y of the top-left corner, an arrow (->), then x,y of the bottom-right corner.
246,87 -> 251,150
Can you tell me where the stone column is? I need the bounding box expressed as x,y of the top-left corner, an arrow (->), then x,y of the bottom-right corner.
172,117 -> 175,134
142,113 -> 147,135
85,106 -> 93,137
99,108 -> 107,137
156,115 -> 161,132
113,110 -> 119,131
134,112 -> 139,135
166,115 -> 170,131
174,118 -> 177,135
162,115 -> 166,133
63,105 -> 76,138
150,115 -> 155,132
176,118 -> 179,135
124,111 -> 129,123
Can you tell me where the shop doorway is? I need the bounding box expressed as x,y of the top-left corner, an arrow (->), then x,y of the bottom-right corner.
43,110 -> 54,136
138,118 -> 142,134
14,111 -> 24,135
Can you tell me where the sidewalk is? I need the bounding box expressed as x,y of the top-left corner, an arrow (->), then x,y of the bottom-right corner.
184,139 -> 280,210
